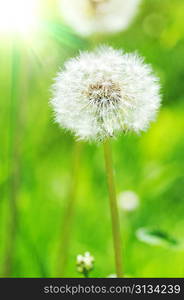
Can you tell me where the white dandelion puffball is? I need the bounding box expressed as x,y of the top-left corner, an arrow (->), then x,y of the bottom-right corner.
118,190 -> 139,212
51,46 -> 161,142
60,0 -> 141,36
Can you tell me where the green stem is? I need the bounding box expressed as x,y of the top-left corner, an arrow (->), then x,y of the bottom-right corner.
56,141 -> 82,277
103,139 -> 123,278
83,270 -> 89,278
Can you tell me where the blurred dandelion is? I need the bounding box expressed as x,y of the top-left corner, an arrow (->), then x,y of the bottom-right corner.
107,273 -> 117,278
60,0 -> 141,37
76,252 -> 94,277
50,46 -> 161,277
107,273 -> 131,277
118,190 -> 139,212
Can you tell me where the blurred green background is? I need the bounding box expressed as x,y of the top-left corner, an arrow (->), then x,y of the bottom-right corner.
0,0 -> 184,278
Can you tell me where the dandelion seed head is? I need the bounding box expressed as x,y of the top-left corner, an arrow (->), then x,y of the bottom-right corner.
60,0 -> 141,36
76,252 -> 94,274
51,46 -> 161,142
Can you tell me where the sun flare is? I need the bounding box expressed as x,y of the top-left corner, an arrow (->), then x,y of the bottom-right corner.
0,0 -> 39,35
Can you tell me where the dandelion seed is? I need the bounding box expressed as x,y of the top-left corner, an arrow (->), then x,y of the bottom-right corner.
60,0 -> 141,36
76,252 -> 94,277
118,190 -> 139,212
51,46 -> 161,142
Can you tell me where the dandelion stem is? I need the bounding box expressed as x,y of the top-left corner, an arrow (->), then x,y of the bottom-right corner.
103,139 -> 123,278
56,141 -> 82,277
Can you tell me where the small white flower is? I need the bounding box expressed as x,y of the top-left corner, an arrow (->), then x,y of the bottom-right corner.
51,46 -> 161,142
60,0 -> 141,36
118,190 -> 139,212
76,254 -> 84,264
76,252 -> 94,275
